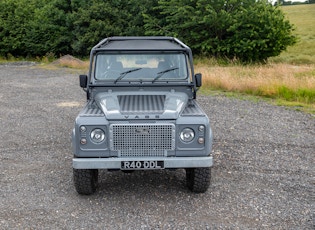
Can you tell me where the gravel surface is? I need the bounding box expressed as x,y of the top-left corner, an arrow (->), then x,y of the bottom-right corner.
0,65 -> 314,229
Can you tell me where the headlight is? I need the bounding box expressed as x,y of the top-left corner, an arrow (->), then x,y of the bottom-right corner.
90,128 -> 105,143
180,128 -> 195,142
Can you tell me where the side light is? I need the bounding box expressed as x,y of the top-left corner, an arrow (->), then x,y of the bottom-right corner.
199,125 -> 205,132
198,137 -> 205,144
80,126 -> 87,132
80,138 -> 87,145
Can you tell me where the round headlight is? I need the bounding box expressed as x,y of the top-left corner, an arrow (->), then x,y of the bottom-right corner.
180,128 -> 195,142
90,128 -> 105,143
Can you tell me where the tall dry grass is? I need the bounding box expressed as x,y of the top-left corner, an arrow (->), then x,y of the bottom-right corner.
196,63 -> 315,105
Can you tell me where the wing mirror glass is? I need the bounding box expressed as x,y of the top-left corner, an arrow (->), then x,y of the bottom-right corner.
195,73 -> 202,87
79,75 -> 87,88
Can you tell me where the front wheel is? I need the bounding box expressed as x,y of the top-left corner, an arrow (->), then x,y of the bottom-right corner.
73,169 -> 98,195
186,167 -> 211,193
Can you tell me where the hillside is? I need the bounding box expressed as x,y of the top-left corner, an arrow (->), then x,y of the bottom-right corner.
271,4 -> 315,64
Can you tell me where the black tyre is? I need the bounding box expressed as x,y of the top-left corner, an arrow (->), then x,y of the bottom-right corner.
186,167 -> 211,193
73,169 -> 98,195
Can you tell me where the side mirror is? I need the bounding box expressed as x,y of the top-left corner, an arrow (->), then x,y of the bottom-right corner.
195,73 -> 202,87
79,75 -> 87,88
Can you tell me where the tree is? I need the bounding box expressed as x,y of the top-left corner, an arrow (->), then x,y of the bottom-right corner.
70,0 -> 153,56
0,0 -> 298,60
25,0 -> 72,56
0,0 -> 39,56
0,0 -> 72,57
144,0 -> 297,62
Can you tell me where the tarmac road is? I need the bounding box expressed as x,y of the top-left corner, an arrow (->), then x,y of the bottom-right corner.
0,64 -> 314,229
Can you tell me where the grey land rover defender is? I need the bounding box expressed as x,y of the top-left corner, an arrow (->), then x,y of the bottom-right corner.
72,37 -> 213,195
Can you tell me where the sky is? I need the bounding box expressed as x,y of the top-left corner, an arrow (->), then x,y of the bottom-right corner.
269,0 -> 308,4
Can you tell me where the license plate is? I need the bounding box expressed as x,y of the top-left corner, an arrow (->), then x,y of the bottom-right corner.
121,160 -> 164,170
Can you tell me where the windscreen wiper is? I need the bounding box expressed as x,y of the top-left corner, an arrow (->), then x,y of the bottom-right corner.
114,68 -> 142,83
152,67 -> 179,83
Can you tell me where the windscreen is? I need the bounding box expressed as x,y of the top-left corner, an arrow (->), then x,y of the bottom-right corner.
94,53 -> 189,82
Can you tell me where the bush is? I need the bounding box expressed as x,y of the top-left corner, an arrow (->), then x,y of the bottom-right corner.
0,0 -> 71,57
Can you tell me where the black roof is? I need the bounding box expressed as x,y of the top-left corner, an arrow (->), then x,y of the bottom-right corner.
92,36 -> 191,53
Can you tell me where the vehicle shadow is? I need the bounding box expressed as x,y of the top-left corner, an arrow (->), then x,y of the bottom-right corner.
97,169 -> 190,196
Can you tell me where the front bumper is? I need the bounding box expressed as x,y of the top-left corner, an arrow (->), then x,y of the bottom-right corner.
73,156 -> 213,169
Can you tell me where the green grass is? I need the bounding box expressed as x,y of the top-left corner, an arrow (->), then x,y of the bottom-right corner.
277,86 -> 315,103
270,4 -> 315,64
0,53 -> 53,64
200,88 -> 315,114
0,55 -> 25,63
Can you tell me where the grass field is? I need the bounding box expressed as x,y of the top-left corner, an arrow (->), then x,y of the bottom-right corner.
196,4 -> 315,114
271,4 -> 315,64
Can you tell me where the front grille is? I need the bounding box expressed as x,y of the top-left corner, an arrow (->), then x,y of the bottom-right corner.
110,124 -> 175,157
